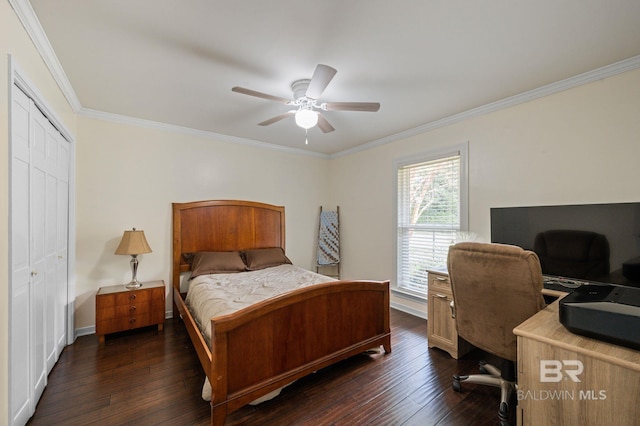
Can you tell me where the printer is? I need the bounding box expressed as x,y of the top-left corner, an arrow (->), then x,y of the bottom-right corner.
559,284 -> 640,350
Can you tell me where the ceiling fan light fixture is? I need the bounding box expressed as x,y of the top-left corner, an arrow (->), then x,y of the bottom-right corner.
232,64 -> 380,136
294,108 -> 318,129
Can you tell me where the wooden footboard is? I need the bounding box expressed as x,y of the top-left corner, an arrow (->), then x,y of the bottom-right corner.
176,279 -> 390,426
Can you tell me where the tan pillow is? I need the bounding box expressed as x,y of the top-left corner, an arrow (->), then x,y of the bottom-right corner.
188,251 -> 247,277
243,247 -> 292,271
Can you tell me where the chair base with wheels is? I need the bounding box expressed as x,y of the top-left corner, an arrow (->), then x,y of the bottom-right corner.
453,359 -> 515,425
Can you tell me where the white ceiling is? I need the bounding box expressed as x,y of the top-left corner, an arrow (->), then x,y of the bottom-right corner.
23,0 -> 640,155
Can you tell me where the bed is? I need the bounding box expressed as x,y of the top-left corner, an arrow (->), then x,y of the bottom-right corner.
171,200 -> 391,426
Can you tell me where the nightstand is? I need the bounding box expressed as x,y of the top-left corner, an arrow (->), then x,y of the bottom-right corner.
96,280 -> 165,343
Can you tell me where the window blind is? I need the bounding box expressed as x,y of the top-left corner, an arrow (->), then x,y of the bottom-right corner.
397,153 -> 462,296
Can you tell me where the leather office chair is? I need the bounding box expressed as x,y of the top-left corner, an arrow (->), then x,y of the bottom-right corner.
534,229 -> 610,280
447,242 -> 546,426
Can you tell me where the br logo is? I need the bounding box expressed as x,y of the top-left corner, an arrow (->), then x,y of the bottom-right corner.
540,360 -> 584,382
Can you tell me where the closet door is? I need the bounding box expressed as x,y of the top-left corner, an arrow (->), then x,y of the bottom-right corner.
55,136 -> 69,355
44,113 -> 68,371
10,84 -> 70,425
29,100 -> 49,403
10,83 -> 34,426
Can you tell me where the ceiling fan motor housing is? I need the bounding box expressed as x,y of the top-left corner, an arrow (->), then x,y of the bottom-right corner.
291,79 -> 312,101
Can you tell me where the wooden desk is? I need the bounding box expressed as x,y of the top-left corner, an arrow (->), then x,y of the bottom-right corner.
514,300 -> 640,425
540,287 -> 566,299
426,269 -> 473,359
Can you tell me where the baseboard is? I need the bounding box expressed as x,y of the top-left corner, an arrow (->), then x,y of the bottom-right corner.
75,325 -> 95,338
390,300 -> 427,320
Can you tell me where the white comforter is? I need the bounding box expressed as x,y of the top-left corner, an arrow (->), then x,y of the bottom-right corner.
185,264 -> 335,346
184,264 -> 335,403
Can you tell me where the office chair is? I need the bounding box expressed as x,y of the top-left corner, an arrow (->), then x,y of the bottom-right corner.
534,229 -> 610,280
447,242 -> 546,426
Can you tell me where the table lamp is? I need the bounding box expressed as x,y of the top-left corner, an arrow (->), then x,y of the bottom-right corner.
115,227 -> 152,288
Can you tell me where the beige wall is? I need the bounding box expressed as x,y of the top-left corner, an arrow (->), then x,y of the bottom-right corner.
330,68 -> 640,317
1,0 -> 78,420
74,117 -> 330,329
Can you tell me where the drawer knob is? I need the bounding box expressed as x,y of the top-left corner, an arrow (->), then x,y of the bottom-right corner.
129,318 -> 136,324
129,294 -> 136,300
129,306 -> 137,312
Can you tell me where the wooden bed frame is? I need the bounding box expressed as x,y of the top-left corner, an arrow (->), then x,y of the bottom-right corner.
171,200 -> 391,425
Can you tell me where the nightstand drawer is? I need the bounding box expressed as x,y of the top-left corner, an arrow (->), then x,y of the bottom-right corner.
96,302 -> 153,320
97,314 -> 157,335
97,290 -> 154,309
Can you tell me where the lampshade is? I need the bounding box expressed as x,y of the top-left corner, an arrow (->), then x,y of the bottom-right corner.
294,109 -> 318,129
115,228 -> 152,255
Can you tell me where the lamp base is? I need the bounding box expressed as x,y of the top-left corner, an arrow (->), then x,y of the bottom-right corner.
125,280 -> 143,289
125,254 -> 143,289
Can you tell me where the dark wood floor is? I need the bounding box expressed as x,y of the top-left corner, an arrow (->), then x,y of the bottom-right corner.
28,309 -> 515,425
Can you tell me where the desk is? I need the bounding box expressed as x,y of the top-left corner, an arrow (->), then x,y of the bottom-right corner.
514,300 -> 640,425
426,269 -> 473,359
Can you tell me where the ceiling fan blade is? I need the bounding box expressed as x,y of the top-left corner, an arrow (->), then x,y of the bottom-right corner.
305,64 -> 337,100
258,111 -> 295,126
232,86 -> 291,104
316,113 -> 335,133
322,102 -> 380,112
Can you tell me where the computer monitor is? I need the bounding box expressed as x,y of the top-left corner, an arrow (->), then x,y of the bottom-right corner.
490,202 -> 640,285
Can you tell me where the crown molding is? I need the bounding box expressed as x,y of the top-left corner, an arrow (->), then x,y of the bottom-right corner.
331,54 -> 640,158
79,108 -> 330,158
9,0 -> 82,112
89,53 -> 638,161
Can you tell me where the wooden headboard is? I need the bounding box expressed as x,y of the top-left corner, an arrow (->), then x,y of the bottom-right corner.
171,200 -> 285,291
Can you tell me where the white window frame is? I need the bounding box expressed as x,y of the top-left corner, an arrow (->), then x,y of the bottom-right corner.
394,142 -> 469,299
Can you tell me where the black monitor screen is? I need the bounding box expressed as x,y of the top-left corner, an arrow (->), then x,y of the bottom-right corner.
490,202 -> 640,285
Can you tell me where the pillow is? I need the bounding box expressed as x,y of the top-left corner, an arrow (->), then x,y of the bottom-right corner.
243,247 -> 292,271
188,251 -> 247,278
182,252 -> 195,265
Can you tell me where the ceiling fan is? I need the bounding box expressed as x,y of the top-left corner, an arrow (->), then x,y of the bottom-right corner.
232,64 -> 380,134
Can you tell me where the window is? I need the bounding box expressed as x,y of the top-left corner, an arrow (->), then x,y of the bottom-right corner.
396,144 -> 468,297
